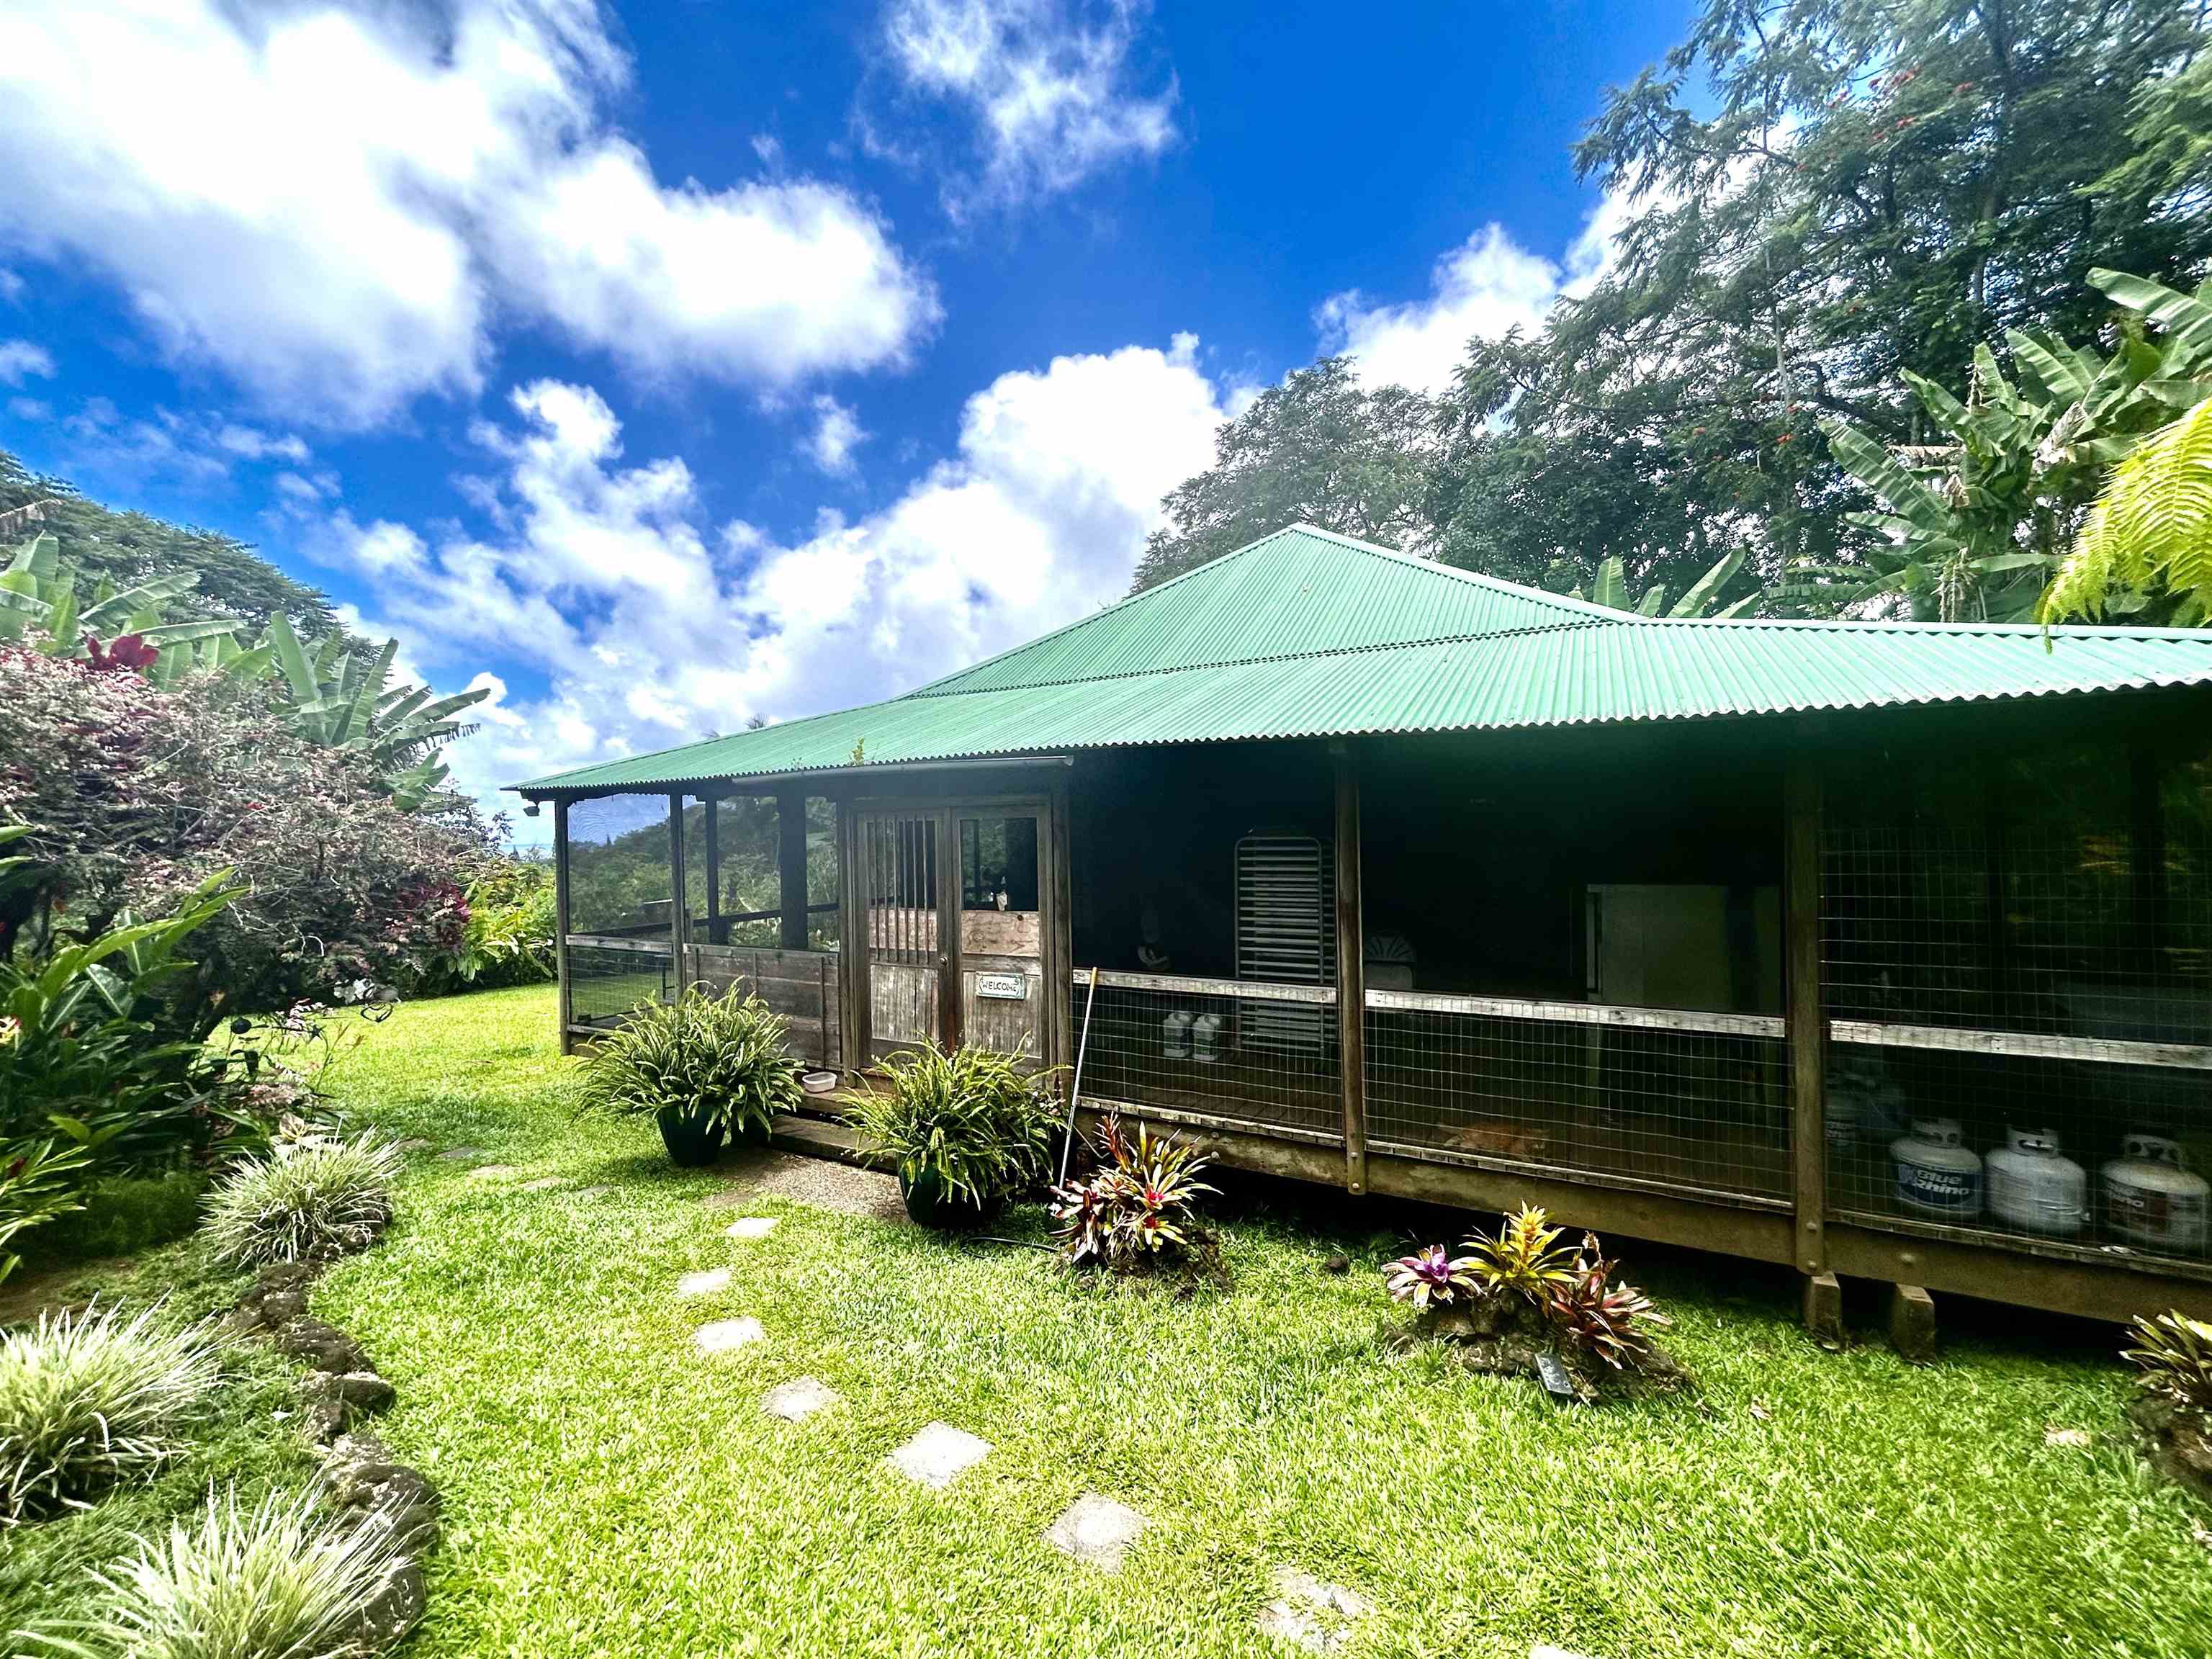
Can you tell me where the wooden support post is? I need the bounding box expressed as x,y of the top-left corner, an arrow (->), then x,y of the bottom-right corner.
1888,1283 -> 1938,1364
1048,771 -> 1074,1074
836,799 -> 866,1075
667,793 -> 691,1000
703,795 -> 722,947
1785,751 -> 1829,1297
1803,1270 -> 1843,1346
552,798 -> 574,1055
778,786 -> 809,952
1333,740 -> 1368,1195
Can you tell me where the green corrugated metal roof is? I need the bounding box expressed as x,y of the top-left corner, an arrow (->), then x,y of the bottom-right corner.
516,523 -> 2212,795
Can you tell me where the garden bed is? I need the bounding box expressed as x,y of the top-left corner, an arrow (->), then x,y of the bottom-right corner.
9,982 -> 2211,1658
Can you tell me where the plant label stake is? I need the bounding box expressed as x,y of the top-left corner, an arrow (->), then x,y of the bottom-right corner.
1535,1352 -> 1579,1404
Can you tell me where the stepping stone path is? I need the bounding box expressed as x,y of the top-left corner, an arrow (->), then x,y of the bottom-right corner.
724,1216 -> 780,1241
1044,1493 -> 1148,1573
439,1147 -> 485,1162
762,1376 -> 839,1422
678,1267 -> 732,1298
466,1164 -> 519,1180
692,1318 -> 764,1355
1256,1568 -> 1369,1653
886,1422 -> 990,1490
392,1138 -> 434,1155
517,1176 -> 567,1192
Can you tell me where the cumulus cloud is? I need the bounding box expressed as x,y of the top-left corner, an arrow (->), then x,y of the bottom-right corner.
804,396 -> 868,475
0,0 -> 936,427
0,340 -> 55,386
333,342 -> 1226,822
876,0 -> 1177,212
1313,190 -> 1640,395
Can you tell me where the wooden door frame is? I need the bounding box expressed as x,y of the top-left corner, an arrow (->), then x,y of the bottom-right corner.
844,791 -> 1061,1069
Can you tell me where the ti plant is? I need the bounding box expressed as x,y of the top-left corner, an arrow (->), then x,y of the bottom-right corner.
1545,1232 -> 1669,1371
1465,1204 -> 1576,1300
1048,1114 -> 1218,1271
2124,1310 -> 2212,1417
1384,1244 -> 1481,1312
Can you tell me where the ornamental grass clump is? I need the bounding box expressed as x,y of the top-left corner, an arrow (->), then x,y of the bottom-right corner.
0,1304 -> 224,1524
23,1485 -> 416,1659
202,1133 -> 405,1267
1385,1205 -> 1673,1394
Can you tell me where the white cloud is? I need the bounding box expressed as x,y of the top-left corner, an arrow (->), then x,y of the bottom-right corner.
0,269 -> 23,303
804,396 -> 868,475
878,0 -> 1176,211
0,0 -> 935,428
0,339 -> 55,385
338,342 -> 1226,823
1313,189 -> 1643,395
53,400 -> 320,487
215,423 -> 310,464
8,397 -> 51,422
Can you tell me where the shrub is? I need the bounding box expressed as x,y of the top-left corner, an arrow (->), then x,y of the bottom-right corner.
202,1133 -> 405,1268
0,1303 -> 224,1524
1544,1232 -> 1669,1371
17,1171 -> 204,1268
851,1043 -> 1060,1213
1048,1115 -> 1218,1272
23,1485 -> 415,1658
0,1140 -> 92,1286
575,986 -> 801,1141
2126,1310 -> 2212,1417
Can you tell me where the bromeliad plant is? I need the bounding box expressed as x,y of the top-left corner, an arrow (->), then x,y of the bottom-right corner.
2125,1310 -> 2212,1419
1466,1204 -> 1577,1300
1048,1114 -> 1218,1273
1546,1232 -> 1670,1372
1383,1244 -> 1480,1313
850,1042 -> 1061,1225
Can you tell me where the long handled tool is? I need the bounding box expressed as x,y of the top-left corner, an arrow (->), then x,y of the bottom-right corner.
1057,967 -> 1100,1186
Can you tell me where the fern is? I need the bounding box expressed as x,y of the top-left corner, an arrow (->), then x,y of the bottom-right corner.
2044,395 -> 2212,625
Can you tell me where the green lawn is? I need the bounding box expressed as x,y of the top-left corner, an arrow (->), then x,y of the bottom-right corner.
13,982 -> 2212,1657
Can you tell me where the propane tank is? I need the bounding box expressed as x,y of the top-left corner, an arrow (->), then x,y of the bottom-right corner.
1984,1127 -> 2088,1236
1190,1012 -> 1223,1064
2103,1133 -> 2210,1253
1161,1009 -> 1192,1060
1890,1118 -> 1983,1220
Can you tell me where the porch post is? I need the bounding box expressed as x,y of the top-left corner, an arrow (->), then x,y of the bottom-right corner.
552,798 -> 573,1055
836,799 -> 866,1074
778,786 -> 809,951
1333,740 -> 1368,1195
668,793 -> 691,999
703,794 -> 722,946
1785,750 -> 1829,1295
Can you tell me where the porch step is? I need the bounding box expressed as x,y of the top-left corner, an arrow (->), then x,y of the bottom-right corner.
770,1112 -> 891,1173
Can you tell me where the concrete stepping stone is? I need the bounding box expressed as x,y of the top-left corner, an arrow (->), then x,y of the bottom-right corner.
1257,1567 -> 1369,1653
517,1175 -> 567,1191
724,1216 -> 779,1241
392,1138 -> 434,1155
692,1318 -> 764,1355
678,1267 -> 732,1298
886,1421 -> 990,1489
574,1185 -> 614,1200
762,1376 -> 840,1421
439,1146 -> 485,1162
466,1164 -> 518,1180
1044,1493 -> 1148,1573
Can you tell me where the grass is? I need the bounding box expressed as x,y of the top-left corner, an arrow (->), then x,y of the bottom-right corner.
10,981 -> 2212,1656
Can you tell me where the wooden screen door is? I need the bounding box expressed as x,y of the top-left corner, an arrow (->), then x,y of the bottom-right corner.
855,799 -> 1052,1066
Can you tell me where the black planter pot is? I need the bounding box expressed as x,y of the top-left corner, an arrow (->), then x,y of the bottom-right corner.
899,1167 -> 1004,1230
656,1105 -> 724,1168
727,1112 -> 773,1151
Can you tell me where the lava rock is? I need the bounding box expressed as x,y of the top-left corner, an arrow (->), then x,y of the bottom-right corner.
1321,1253 -> 1351,1276
275,1317 -> 371,1376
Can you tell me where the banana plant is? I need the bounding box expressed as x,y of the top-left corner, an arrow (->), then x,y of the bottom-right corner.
258,613 -> 486,807
1574,546 -> 1759,618
1803,269 -> 2212,624
1,531 -> 244,667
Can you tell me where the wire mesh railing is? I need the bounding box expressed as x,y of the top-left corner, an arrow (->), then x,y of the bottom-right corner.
567,936 -> 673,1028
1074,970 -> 1340,1138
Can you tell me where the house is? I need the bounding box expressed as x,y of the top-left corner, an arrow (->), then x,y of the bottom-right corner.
513,524 -> 2212,1322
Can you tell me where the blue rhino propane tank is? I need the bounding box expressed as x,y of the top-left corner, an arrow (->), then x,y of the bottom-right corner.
2103,1133 -> 2210,1253
1984,1127 -> 2087,1236
1891,1118 -> 1983,1219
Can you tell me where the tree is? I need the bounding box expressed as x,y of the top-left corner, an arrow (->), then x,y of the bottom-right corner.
1432,0 -> 2211,603
1130,359 -> 1439,591
0,447 -> 346,639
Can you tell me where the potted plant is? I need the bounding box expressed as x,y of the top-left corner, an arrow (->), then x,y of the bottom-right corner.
849,1043 -> 1060,1227
575,986 -> 801,1167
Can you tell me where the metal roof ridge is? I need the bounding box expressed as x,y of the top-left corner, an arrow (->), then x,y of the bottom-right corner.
899,611 -> 1627,698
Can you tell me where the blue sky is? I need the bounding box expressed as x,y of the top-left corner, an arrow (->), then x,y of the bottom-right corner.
0,0 -> 1689,837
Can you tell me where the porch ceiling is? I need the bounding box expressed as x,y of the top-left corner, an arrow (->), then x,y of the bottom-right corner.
513,523 -> 2212,798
